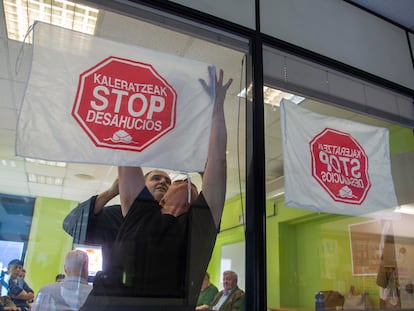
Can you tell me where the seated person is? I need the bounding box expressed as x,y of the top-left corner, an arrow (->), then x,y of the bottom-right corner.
31,250 -> 92,311
18,271 -> 25,281
197,272 -> 218,307
55,274 -> 65,283
0,295 -> 21,311
196,270 -> 244,311
7,260 -> 34,311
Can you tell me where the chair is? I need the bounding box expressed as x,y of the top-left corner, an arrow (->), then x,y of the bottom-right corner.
321,290 -> 345,310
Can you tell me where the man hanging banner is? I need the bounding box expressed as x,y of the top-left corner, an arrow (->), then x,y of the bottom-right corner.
280,99 -> 398,216
16,22 -> 215,172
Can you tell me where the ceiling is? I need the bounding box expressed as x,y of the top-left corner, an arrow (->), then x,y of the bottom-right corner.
348,0 -> 414,31
0,0 -> 413,210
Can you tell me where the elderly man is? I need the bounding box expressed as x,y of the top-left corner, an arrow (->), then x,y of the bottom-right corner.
31,249 -> 92,311
197,271 -> 245,311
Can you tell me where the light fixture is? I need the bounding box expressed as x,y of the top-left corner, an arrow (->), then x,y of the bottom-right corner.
238,85 -> 304,107
394,204 -> 414,215
25,157 -> 67,167
266,176 -> 285,200
1,159 -> 16,167
3,0 -> 99,42
27,173 -> 63,185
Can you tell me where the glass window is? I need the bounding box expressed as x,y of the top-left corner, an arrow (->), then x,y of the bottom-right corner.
264,45 -> 414,311
2,2 -> 249,309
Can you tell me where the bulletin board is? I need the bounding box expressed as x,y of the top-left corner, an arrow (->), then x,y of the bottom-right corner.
349,220 -> 382,276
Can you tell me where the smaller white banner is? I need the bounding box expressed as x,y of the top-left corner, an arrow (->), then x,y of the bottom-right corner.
16,22 -> 215,172
280,99 -> 398,217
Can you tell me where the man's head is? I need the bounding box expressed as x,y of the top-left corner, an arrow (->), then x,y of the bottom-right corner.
201,272 -> 211,290
7,259 -> 23,279
144,170 -> 171,202
222,270 -> 238,292
64,250 -> 89,280
55,274 -> 65,282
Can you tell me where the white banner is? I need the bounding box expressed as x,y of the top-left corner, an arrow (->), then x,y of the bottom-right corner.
280,99 -> 398,217
16,22 -> 215,172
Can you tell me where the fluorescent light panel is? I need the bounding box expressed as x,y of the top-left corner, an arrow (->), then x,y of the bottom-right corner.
1,159 -> 16,167
394,204 -> 414,215
27,173 -> 63,185
238,85 -> 305,107
25,157 -> 66,167
3,0 -> 99,42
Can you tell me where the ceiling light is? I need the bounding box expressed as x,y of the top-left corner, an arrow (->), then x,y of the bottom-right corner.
1,159 -> 17,167
266,176 -> 285,200
394,204 -> 414,215
75,173 -> 95,180
3,0 -> 99,42
25,157 -> 67,167
27,173 -> 63,185
238,85 -> 304,107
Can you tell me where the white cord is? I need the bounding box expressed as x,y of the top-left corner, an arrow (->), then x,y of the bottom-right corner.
187,173 -> 192,203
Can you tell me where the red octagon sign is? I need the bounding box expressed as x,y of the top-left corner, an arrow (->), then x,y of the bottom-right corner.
72,56 -> 177,152
310,128 -> 371,205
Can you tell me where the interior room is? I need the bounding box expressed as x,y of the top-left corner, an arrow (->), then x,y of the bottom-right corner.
1,0 -> 414,310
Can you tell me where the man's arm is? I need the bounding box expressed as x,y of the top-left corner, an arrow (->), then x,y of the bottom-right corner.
231,292 -> 245,311
62,178 -> 119,239
118,167 -> 146,217
93,178 -> 119,214
62,196 -> 93,241
9,283 -> 34,301
12,289 -> 34,301
200,67 -> 233,228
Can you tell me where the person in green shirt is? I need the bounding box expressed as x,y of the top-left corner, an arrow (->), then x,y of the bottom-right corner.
197,272 -> 219,307
196,270 -> 245,311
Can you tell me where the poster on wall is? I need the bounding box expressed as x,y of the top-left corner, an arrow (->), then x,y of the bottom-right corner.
349,220 -> 383,276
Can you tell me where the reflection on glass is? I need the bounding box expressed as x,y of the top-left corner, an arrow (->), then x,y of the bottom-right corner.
264,86 -> 414,310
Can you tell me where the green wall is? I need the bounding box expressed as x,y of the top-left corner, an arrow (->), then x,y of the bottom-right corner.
24,196 -> 77,293
389,126 -> 414,154
209,196 -> 384,310
23,193 -> 388,308
21,124 -> 414,304
206,195 -> 246,287
204,124 -> 414,309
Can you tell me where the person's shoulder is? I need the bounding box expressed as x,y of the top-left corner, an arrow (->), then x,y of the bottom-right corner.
82,283 -> 93,291
103,203 -> 121,208
76,282 -> 93,296
101,204 -> 123,217
233,287 -> 245,297
76,195 -> 98,208
192,192 -> 209,208
207,284 -> 219,295
38,282 -> 59,293
138,186 -> 155,201
102,204 -> 122,212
